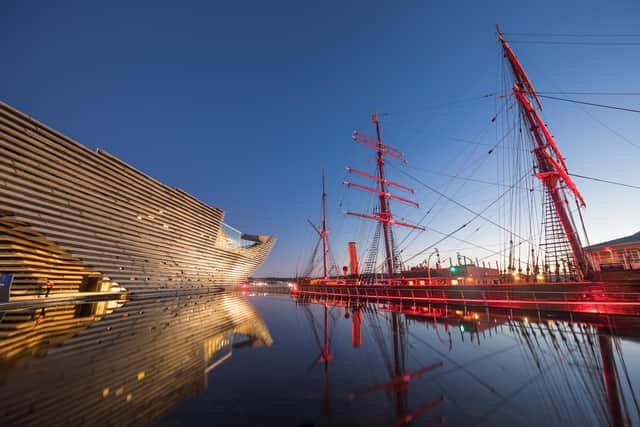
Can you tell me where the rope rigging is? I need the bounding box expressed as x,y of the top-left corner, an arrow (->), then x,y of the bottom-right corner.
538,91 -> 640,96
537,94 -> 640,114
392,122 -> 515,260
503,32 -> 640,38
395,165 -> 533,245
505,40 -> 640,46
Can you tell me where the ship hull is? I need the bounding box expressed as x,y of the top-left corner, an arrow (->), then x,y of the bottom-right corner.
0,102 -> 275,299
293,282 -> 640,316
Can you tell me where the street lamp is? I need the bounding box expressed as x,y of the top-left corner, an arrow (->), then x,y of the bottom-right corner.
427,248 -> 439,284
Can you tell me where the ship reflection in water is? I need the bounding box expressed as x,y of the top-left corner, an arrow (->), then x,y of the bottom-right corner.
284,294 -> 640,427
1,292 -> 639,426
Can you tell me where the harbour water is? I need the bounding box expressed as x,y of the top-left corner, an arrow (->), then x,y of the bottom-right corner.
1,290 -> 639,426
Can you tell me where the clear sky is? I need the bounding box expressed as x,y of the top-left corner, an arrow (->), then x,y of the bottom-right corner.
2,0 -> 639,276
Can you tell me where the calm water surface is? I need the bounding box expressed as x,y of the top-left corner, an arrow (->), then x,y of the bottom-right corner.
1,291 -> 639,426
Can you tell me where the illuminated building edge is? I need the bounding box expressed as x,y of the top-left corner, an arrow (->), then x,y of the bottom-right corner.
0,101 -> 275,298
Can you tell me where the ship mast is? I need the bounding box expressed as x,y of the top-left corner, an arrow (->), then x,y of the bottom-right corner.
305,171 -> 330,279
374,113 -> 395,277
496,26 -> 592,280
321,172 -> 328,279
345,113 -> 424,279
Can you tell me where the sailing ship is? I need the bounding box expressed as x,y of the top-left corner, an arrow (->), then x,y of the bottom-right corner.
0,101 -> 275,300
294,26 -> 640,314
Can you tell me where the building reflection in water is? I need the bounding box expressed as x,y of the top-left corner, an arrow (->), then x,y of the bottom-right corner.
295,294 -> 640,427
0,299 -> 125,361
0,292 -> 272,426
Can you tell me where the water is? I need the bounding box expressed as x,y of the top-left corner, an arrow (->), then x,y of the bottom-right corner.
1,291 -> 639,426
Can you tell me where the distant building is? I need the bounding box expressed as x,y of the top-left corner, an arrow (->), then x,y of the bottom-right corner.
585,231 -> 640,271
454,265 -> 502,285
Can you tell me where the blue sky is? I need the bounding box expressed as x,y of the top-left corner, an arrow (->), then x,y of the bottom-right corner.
2,1 -> 639,276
